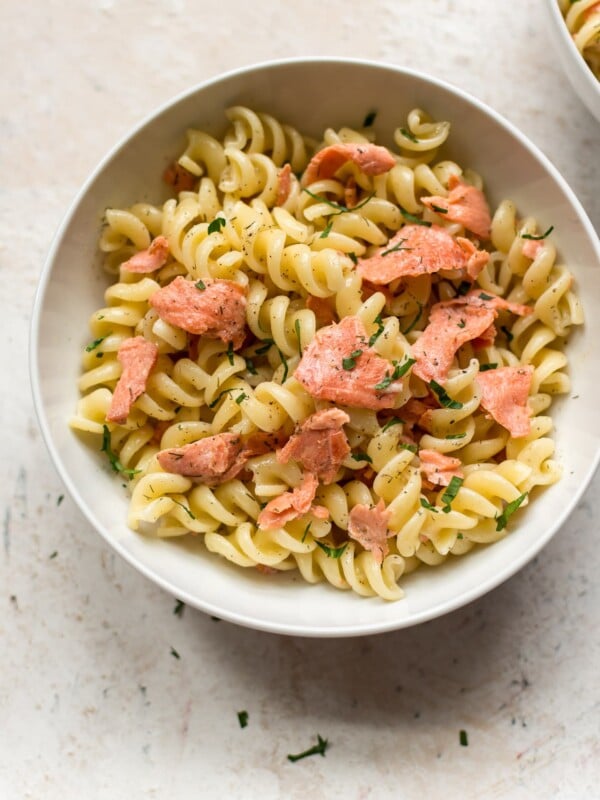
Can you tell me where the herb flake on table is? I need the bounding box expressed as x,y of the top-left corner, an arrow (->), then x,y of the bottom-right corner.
287,734 -> 329,762
237,710 -> 249,728
57,494 -> 64,506
173,599 -> 185,617
362,110 -> 377,127
170,646 -> 181,660
459,729 -> 469,746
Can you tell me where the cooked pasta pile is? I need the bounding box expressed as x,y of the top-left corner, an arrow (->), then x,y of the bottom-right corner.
71,105 -> 583,600
559,0 -> 600,79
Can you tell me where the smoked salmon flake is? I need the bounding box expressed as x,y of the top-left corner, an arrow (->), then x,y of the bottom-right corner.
294,316 -> 404,410
358,224 -> 489,284
106,336 -> 158,424
276,163 -> 292,206
157,432 -> 245,484
302,142 -> 395,186
277,408 -> 350,484
347,499 -> 393,565
477,365 -> 534,438
419,449 -> 464,488
421,174 -> 492,240
121,236 -> 171,274
412,291 -> 533,384
149,275 -> 247,349
257,472 -> 328,530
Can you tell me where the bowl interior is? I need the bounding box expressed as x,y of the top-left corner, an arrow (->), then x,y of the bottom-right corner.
31,59 -> 600,636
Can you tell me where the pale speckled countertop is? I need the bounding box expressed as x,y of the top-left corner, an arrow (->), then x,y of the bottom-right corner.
2,1 -> 600,798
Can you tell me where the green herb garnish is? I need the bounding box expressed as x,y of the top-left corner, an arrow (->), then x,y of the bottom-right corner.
244,357 -> 258,375
402,302 -> 424,335
500,325 -> 514,343
368,313 -> 385,347
348,252 -> 358,265
457,319 -> 466,329
207,217 -> 226,234
441,476 -> 463,513
315,541 -> 348,559
521,225 -> 553,241
479,292 -> 494,301
445,433 -> 466,440
420,497 -> 438,513
363,110 -> 377,127
394,357 -> 416,378
381,237 -> 413,257
85,334 -> 110,352
495,492 -> 528,531
170,647 -> 181,660
301,522 -> 312,543
49,551 -> 58,560
399,442 -> 418,453
237,710 -> 249,729
173,599 -> 185,617
400,127 -> 419,143
459,729 -> 468,746
479,362 -> 498,372
235,392 -> 247,404
382,417 -> 404,432
195,279 -> 206,290
400,207 -> 432,227
320,219 -> 334,239
171,499 -> 196,520
101,425 -> 141,478
429,380 -> 464,409
304,189 -> 375,239
294,319 -> 302,356
342,349 -> 363,370
226,341 -> 235,365
57,494 -> 64,506
351,452 -> 372,463
287,734 -> 329,762
430,204 -> 448,214
254,339 -> 288,382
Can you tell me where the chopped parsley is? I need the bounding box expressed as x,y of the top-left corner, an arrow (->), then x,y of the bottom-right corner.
402,302 -> 424,335
459,729 -> 469,746
101,425 -> 141,478
235,392 -> 247,404
521,225 -> 554,241
374,358 -> 415,391
294,319 -> 302,356
207,216 -> 226,234
420,497 -> 438,513
171,499 -> 196,519
315,541 -> 348,559
429,380 -> 464,409
170,646 -> 181,660
495,492 -> 528,531
287,734 -> 329,762
226,341 -> 235,365
301,522 -> 312,543
457,319 -> 466,329
244,357 -> 258,375
400,207 -> 432,227
49,551 -> 58,560
208,388 -> 237,408
479,362 -> 498,372
195,279 -> 206,290
57,494 -> 64,506
351,452 -> 372,463
342,349 -> 363,370
173,599 -> 185,617
255,338 -> 289,382
430,204 -> 448,214
368,313 -> 385,347
362,110 -> 377,127
399,127 -> 419,143
237,710 -> 249,729
445,433 -> 466,440
478,292 -> 494,301
382,417 -> 404,432
85,334 -> 110,352
381,237 -> 413,257
441,476 -> 463,513
500,325 -> 514,343
348,252 -> 358,265
303,189 -> 375,239
399,442 -> 417,453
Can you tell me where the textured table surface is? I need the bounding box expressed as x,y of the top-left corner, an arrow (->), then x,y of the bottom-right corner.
2,1 -> 599,798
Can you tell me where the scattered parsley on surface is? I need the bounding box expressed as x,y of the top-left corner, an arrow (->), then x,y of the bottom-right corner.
207,217 -> 226,234
459,729 -> 469,746
173,599 -> 185,617
287,734 -> 329,762
237,710 -> 249,729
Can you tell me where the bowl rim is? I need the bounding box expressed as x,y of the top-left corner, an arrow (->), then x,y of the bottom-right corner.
546,0 -> 600,113
29,56 -> 600,637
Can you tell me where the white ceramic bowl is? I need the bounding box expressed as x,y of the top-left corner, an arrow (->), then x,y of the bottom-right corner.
545,0 -> 600,122
31,58 -> 600,637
